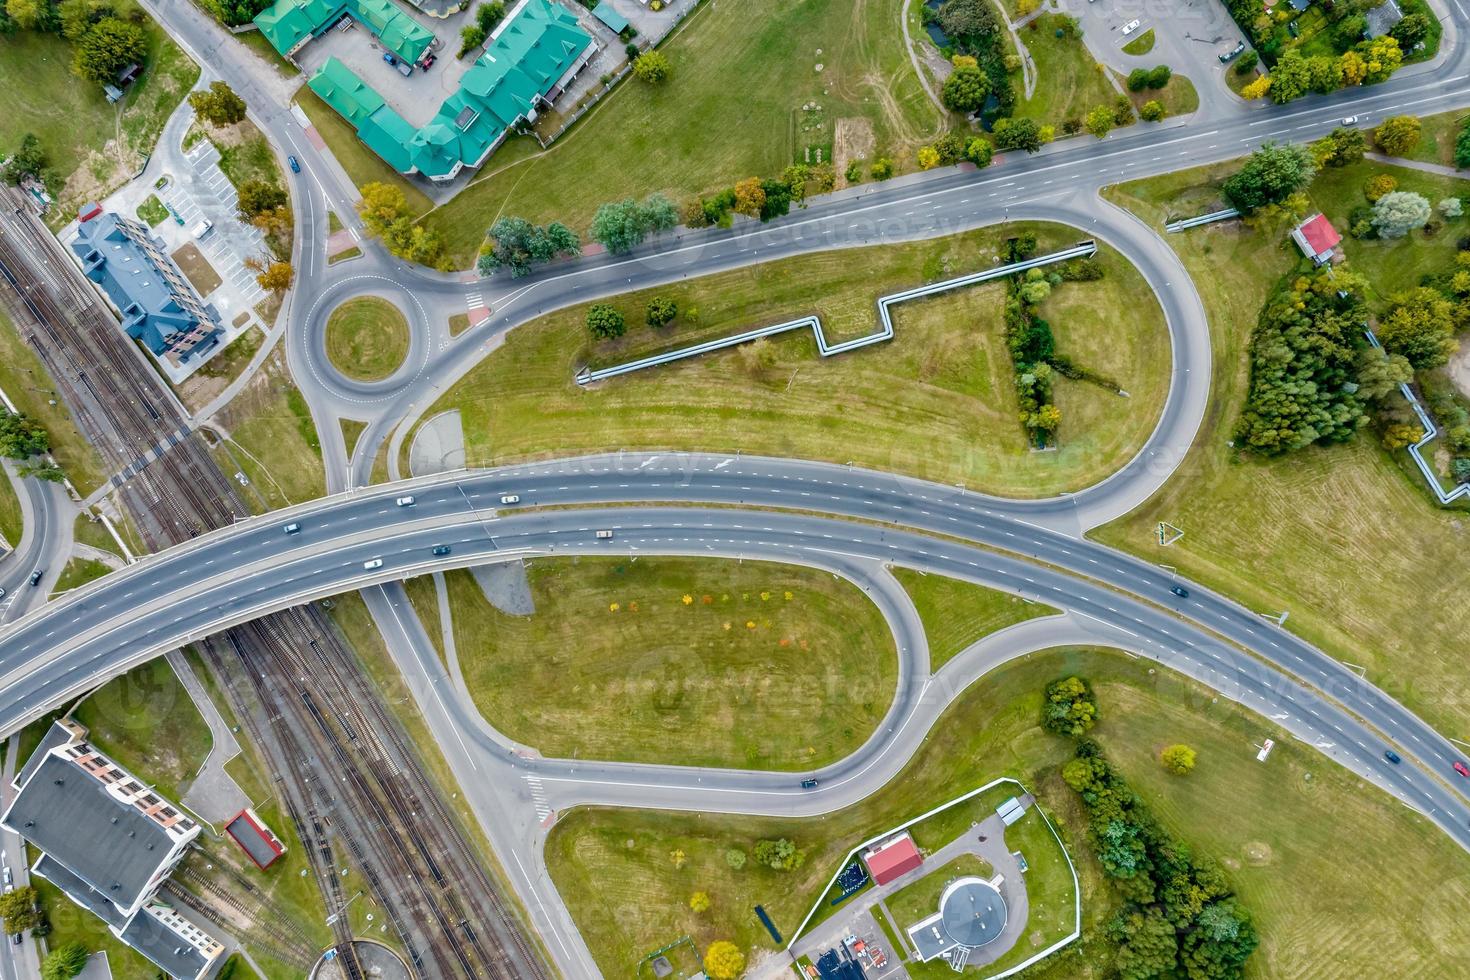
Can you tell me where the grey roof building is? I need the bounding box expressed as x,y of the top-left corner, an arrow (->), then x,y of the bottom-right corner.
907,876 -> 1009,969
2,720 -> 225,980
70,204 -> 222,367
1365,0 -> 1404,37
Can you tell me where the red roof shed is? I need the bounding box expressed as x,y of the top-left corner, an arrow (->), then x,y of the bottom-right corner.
863,833 -> 923,885
1291,213 -> 1341,262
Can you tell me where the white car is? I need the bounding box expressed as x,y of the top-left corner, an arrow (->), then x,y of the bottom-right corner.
363,558 -> 383,570
1342,115 -> 1359,125
395,495 -> 416,507
1122,19 -> 1141,35
500,494 -> 520,504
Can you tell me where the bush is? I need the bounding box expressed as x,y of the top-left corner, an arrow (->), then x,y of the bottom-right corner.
1374,115 -> 1421,156
870,157 -> 894,180
1440,197 -> 1464,219
1160,744 -> 1197,775
1042,676 -> 1098,736
845,160 -> 862,183
645,296 -> 676,328
724,848 -> 746,870
1234,50 -> 1258,75
1364,173 -> 1398,201
458,24 -> 486,57
586,304 -> 625,340
1126,67 -> 1150,92
1372,190 -> 1432,238
1147,64 -> 1171,88
633,49 -> 671,83
1140,100 -> 1164,122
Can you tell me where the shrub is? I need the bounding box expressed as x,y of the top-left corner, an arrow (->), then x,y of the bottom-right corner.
724,848 -> 746,870
1127,67 -> 1150,92
1147,64 -> 1172,88
1440,197 -> 1464,219
1160,744 -> 1197,775
645,296 -> 676,328
1372,190 -> 1432,238
1374,115 -> 1421,156
1234,50 -> 1258,74
459,24 -> 487,56
586,304 -> 625,340
1042,676 -> 1098,736
633,49 -> 671,83
1140,100 -> 1164,122
870,157 -> 894,180
845,160 -> 863,182
1364,173 -> 1397,201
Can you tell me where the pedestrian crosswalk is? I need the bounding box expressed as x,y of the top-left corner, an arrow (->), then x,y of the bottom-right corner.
524,774 -> 551,821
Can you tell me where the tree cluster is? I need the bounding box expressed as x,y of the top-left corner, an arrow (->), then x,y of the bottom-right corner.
687,166 -> 832,228
1063,740 -> 1259,979
1221,142 -> 1316,214
589,193 -> 677,253
71,15 -> 144,85
0,886 -> 43,934
2,132 -> 55,190
1313,126 -> 1365,168
478,216 -> 580,277
189,80 -> 247,127
0,411 -> 50,459
1233,266 -> 1370,453
1042,675 -> 1098,736
356,182 -> 447,268
1126,65 -> 1172,92
924,0 -> 1015,122
753,837 -> 805,871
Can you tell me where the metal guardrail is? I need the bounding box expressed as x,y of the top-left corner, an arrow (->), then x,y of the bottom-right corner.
575,241 -> 1098,385
1365,329 -> 1470,504
1165,207 -> 1241,233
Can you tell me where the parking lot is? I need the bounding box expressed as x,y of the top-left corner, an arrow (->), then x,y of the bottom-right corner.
295,13 -> 460,129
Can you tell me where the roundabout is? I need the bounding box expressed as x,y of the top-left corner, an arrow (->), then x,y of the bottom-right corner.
324,296 -> 411,383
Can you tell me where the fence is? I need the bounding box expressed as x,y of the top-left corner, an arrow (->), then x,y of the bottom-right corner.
1365,328 -> 1470,504
575,241 -> 1098,385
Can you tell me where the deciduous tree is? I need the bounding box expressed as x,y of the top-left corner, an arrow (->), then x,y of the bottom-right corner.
189,81 -> 248,127
0,411 -> 49,459
1085,105 -> 1116,138
941,65 -> 989,113
586,304 -> 625,340
255,261 -> 293,292
1374,115 -> 1421,156
72,18 -> 145,86
1042,676 -> 1097,736
1371,190 -> 1432,239
1378,286 -> 1459,367
0,886 -> 41,933
1159,744 -> 1196,775
1221,142 -> 1315,213
703,941 -> 745,980
1139,100 -> 1164,122
731,177 -> 765,217
645,295 -> 676,328
632,49 -> 671,83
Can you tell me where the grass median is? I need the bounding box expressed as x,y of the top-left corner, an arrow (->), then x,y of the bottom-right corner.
407,222 -> 1170,498
449,557 -> 897,770
890,567 -> 1057,671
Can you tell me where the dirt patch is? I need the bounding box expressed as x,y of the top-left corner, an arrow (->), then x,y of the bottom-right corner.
1243,840 -> 1273,866
1449,345 -> 1470,401
833,116 -> 877,184
172,242 -> 223,296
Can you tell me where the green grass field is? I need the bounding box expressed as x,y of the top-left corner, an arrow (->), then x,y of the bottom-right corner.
0,470 -> 20,547
1013,24 -> 1117,128
1121,74 -> 1199,119
448,557 -> 896,769
419,0 -> 941,264
1098,160 -> 1470,741
73,513 -> 124,559
407,222 -> 1170,498
213,348 -> 325,510
0,307 -> 107,494
325,296 -> 410,381
545,647 -> 1470,978
54,557 -> 112,593
889,567 -> 1056,670
72,658 -> 212,803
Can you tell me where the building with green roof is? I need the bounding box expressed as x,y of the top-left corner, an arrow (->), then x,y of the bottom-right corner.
255,0 -> 434,64
303,0 -> 596,182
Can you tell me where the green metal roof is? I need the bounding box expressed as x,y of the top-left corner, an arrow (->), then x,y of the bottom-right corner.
302,0 -> 594,181
254,0 -> 433,64
592,3 -> 628,34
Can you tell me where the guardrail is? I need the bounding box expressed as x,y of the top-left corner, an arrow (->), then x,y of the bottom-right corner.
1365,328 -> 1470,504
575,241 -> 1098,385
1165,208 -> 1240,233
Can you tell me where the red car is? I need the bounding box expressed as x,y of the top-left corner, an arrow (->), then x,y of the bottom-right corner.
1454,761 -> 1469,777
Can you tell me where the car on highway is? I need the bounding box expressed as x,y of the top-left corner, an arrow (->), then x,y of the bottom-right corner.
1342,115 -> 1359,125
396,495 -> 416,507
1454,761 -> 1469,777
0,587 -> 5,600
595,529 -> 614,539
1384,749 -> 1402,764
288,155 -> 300,173
10,933 -> 19,945
1121,19 -> 1141,35
284,522 -> 301,535
432,545 -> 451,556
27,570 -> 42,587
363,558 -> 384,570
1170,586 -> 1190,598
500,494 -> 520,504
801,778 -> 818,788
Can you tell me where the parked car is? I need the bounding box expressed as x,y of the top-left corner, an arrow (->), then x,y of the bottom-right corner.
396,495 -> 416,507
395,59 -> 412,77
500,494 -> 520,504
288,155 -> 301,173
1384,749 -> 1402,764
1121,19 -> 1141,36
1170,586 -> 1190,598
1219,41 -> 1245,63
382,52 -> 396,65
27,570 -> 42,587
432,545 -> 451,556
1454,761 -> 1469,777
363,558 -> 384,570
191,218 -> 213,239
284,522 -> 301,535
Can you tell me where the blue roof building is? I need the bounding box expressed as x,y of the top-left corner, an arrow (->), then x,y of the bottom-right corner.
71,206 -> 222,366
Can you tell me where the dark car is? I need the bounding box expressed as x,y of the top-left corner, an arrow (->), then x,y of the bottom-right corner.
288,155 -> 300,173
1170,586 -> 1189,598
10,933 -> 19,946
1384,749 -> 1402,764
1219,41 -> 1246,63
801,778 -> 818,789
432,545 -> 452,556
27,569 -> 42,587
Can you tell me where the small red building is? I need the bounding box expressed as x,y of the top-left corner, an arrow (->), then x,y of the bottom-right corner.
225,808 -> 286,870
1291,213 -> 1342,266
863,832 -> 923,885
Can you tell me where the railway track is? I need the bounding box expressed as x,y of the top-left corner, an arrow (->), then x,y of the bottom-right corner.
0,192 -> 547,979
